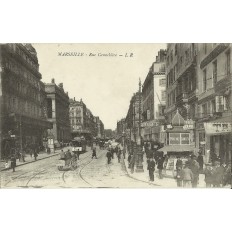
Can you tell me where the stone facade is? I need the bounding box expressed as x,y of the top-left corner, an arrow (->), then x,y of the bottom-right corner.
45,79 -> 71,144
195,43 -> 232,164
0,44 -> 52,159
142,49 -> 166,142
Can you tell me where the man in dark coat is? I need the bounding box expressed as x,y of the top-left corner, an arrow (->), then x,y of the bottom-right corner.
204,164 -> 213,188
106,149 -> 112,164
212,161 -> 224,187
197,153 -> 204,172
92,147 -> 97,159
65,150 -> 72,166
34,149 -> 38,161
176,157 -> 183,170
147,157 -> 156,182
190,155 -> 200,188
10,155 -> 16,172
157,156 -> 164,179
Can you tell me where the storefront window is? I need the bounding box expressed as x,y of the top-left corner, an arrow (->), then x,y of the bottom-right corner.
169,133 -> 190,145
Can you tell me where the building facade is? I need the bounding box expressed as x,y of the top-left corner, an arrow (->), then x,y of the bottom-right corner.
196,43 -> 232,164
45,79 -> 71,144
69,98 -> 104,140
116,118 -> 125,141
165,43 -> 198,154
69,98 -> 87,138
0,43 -> 52,159
94,116 -> 105,138
125,92 -> 142,143
165,43 -> 198,121
142,49 -> 166,142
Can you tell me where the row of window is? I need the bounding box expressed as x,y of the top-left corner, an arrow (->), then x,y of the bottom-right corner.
5,94 -> 42,118
167,90 -> 176,107
4,58 -> 42,90
8,75 -> 42,103
166,66 -> 177,88
166,44 -> 195,71
200,96 -> 228,118
202,50 -> 230,92
15,45 -> 38,71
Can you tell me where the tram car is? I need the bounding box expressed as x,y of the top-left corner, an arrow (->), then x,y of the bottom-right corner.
71,137 -> 87,153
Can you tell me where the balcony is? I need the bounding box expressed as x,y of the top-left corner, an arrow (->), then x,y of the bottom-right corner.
195,112 -> 222,122
176,90 -> 197,105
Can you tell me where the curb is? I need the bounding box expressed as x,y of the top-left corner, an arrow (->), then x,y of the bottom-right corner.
121,156 -> 160,187
1,152 -> 60,172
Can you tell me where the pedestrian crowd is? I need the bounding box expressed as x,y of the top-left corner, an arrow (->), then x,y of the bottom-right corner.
4,145 -> 41,172
106,143 -> 125,165
126,141 -> 231,188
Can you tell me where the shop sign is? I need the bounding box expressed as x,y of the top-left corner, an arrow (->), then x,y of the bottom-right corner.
204,122 -> 232,134
183,119 -> 195,130
141,120 -> 160,127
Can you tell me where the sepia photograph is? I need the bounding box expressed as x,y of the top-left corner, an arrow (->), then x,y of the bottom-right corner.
0,43 -> 231,189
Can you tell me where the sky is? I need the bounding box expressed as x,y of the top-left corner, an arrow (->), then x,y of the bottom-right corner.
33,44 -> 166,130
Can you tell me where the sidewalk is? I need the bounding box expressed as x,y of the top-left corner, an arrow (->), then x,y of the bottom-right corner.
122,153 -> 207,188
0,147 -> 71,172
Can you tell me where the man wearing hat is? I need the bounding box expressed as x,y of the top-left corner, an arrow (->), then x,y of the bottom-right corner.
147,157 -> 156,182
190,155 -> 200,188
182,162 -> 193,188
212,161 -> 224,187
204,163 -> 213,188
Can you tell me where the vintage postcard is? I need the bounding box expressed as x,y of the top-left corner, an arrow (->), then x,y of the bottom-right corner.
0,43 -> 231,188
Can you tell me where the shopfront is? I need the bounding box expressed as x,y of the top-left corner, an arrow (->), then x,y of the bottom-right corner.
204,117 -> 232,165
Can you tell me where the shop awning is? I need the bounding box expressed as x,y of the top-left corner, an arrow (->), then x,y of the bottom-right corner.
158,145 -> 195,152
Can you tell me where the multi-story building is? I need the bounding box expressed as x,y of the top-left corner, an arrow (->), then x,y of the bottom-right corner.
116,118 -> 125,141
165,43 -> 198,121
165,44 -> 197,152
125,92 -> 142,143
196,43 -> 231,164
142,49 -> 166,142
69,98 -> 88,138
86,108 -> 96,137
0,43 -> 52,159
69,98 -> 104,140
45,79 -> 71,144
94,116 -> 104,138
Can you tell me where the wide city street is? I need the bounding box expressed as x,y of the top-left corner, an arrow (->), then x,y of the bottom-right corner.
1,147 -> 158,189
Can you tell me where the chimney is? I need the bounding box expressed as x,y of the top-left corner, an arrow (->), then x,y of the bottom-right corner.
51,78 -> 55,83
